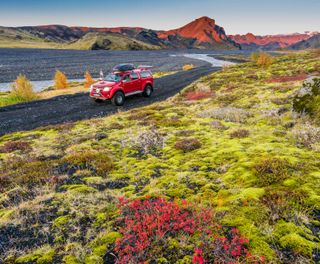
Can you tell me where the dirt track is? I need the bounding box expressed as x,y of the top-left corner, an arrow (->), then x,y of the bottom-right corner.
0,66 -> 218,136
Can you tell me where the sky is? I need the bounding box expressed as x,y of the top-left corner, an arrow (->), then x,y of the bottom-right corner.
0,0 -> 319,35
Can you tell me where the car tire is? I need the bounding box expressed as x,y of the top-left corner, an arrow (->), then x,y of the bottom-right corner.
143,85 -> 153,97
111,91 -> 125,106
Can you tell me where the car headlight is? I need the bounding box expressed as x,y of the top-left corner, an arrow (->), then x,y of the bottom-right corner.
103,87 -> 111,92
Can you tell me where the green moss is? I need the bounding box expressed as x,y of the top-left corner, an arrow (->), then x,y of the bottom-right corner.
238,187 -> 265,201
16,246 -> 54,264
0,209 -> 13,223
274,220 -> 317,257
85,255 -> 104,264
53,215 -> 70,228
60,184 -> 97,193
97,231 -> 122,245
89,231 -> 122,258
63,255 -> 81,264
279,233 -> 316,257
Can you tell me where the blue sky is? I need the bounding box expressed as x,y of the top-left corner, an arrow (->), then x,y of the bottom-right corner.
0,0 -> 319,35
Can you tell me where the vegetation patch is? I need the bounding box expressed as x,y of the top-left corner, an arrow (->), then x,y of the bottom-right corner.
254,158 -> 293,186
114,197 -> 264,263
174,138 -> 202,152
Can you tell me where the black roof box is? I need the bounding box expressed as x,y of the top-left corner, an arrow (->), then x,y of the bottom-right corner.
113,64 -> 135,72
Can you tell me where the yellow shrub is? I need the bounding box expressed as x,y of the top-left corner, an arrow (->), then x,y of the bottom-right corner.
251,52 -> 273,67
84,71 -> 95,88
182,64 -> 195,71
11,74 -> 37,102
54,70 -> 68,89
250,52 -> 260,62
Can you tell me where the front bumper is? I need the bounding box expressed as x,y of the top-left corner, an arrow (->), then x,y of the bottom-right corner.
90,89 -> 111,99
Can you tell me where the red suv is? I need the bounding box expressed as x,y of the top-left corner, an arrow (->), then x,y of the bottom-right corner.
90,64 -> 154,106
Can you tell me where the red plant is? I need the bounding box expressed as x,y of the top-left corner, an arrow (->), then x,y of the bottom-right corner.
192,248 -> 205,264
114,197 -> 264,264
185,91 -> 215,101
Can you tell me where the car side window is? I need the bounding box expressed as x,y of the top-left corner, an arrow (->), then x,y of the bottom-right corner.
140,71 -> 151,78
123,75 -> 130,83
131,72 -> 139,80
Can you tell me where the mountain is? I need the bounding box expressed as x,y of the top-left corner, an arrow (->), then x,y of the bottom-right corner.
288,34 -> 320,49
229,33 -> 312,50
0,17 -> 240,50
1,17 -> 317,51
158,16 -> 240,49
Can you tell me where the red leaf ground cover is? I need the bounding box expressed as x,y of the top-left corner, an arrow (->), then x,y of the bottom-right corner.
185,91 -> 215,101
267,74 -> 307,83
114,197 -> 264,264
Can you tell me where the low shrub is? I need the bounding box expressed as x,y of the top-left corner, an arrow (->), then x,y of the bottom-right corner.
255,158 -> 291,186
251,52 -> 273,67
1,160 -> 54,190
271,97 -> 290,105
114,197 -> 264,264
292,77 -> 320,121
84,71 -> 95,88
54,70 -> 68,89
210,120 -> 228,130
292,123 -> 320,150
199,107 -> 252,123
174,138 -> 201,152
230,129 -> 250,139
64,151 -> 113,176
10,74 -> 38,102
182,64 -> 195,71
0,141 -> 31,153
129,128 -> 165,156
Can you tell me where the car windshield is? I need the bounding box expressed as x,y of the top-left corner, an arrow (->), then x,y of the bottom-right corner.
105,73 -> 121,82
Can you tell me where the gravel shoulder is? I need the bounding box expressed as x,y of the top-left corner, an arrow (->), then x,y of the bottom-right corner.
0,66 -> 218,136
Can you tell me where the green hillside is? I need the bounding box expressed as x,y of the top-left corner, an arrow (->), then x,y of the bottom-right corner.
0,27 -> 60,49
0,51 -> 319,263
67,32 -> 160,50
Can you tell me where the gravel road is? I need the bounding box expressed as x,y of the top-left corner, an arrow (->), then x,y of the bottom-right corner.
0,65 -> 218,136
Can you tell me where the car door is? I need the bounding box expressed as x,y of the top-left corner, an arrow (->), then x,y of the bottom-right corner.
122,74 -> 132,95
130,72 -> 141,92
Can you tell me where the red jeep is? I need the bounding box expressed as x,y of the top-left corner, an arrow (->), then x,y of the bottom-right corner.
90,64 -> 154,106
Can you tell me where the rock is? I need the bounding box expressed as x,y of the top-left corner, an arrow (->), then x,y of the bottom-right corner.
293,76 -> 320,118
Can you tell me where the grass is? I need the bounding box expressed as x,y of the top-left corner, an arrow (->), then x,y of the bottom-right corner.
0,50 -> 320,263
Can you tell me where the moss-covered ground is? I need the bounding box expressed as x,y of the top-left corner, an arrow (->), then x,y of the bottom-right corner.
0,50 -> 319,263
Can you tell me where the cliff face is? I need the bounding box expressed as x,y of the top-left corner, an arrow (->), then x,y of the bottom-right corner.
158,16 -> 240,49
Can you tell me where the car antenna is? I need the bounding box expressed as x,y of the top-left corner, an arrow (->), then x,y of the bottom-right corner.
99,69 -> 104,81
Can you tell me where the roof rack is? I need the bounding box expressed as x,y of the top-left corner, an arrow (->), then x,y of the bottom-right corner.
137,65 -> 153,70
113,64 -> 135,72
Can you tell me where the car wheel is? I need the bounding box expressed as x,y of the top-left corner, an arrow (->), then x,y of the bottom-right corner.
112,91 -> 125,106
143,85 -> 153,97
